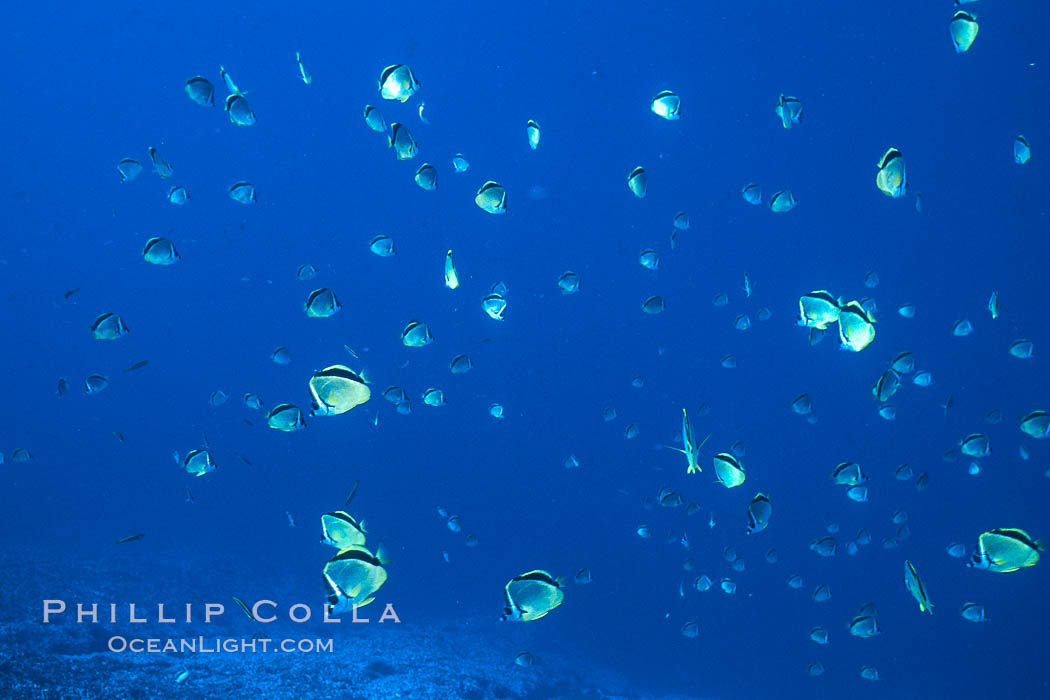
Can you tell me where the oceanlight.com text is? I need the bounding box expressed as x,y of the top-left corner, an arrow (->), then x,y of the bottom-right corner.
107,636 -> 335,654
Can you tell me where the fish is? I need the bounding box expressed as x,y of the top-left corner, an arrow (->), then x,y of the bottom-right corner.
177,449 -> 216,477
960,602 -> 988,623
950,11 -> 979,53
295,51 -> 311,85
769,190 -> 797,212
378,64 -> 419,102
891,351 -> 917,374
224,94 -> 256,126
627,166 -> 647,198
343,480 -> 361,508
219,65 -> 243,95
148,147 -> 174,178
809,627 -> 828,644
422,388 -> 446,407
651,90 -> 681,119
952,319 -> 973,336
797,291 -> 840,329
831,462 -> 867,486
321,511 -> 367,549
846,485 -> 870,502
860,666 -> 880,682
323,545 -> 389,614
903,560 -> 933,614
720,354 -> 737,369
489,403 -> 505,419
304,288 -> 341,318
638,250 -> 660,270
286,512 -> 296,527
369,235 -> 396,257
912,370 -> 933,387
1014,135 -> 1031,164
231,595 -> 256,621
672,211 -> 690,230
959,433 -> 990,457
775,94 -> 803,128
526,120 -> 541,150
122,360 -> 149,373
309,365 -> 371,416
1009,340 -> 1034,359
90,312 -> 129,340
475,181 -> 507,214
228,182 -> 257,204
741,183 -> 762,205
641,296 -> 665,314
209,390 -> 228,407
848,614 -> 881,638
713,453 -> 746,488
142,237 -> 179,265
414,163 -> 438,190
1020,410 -> 1050,438
514,652 -> 534,667
443,250 -> 459,290
184,76 -> 214,106
557,271 -> 581,295
898,303 -> 917,318
790,393 -> 813,415
388,123 -> 418,160
271,347 -> 292,365
746,493 -> 772,534
872,369 -> 901,402
500,570 -> 564,622
808,663 -> 825,677
875,148 -> 907,198
116,158 -> 142,182
968,528 -> 1045,572
987,291 -> 999,319
452,153 -> 470,172
680,622 -> 700,638
838,301 -> 876,352
449,354 -> 474,374
363,105 -> 387,132
85,374 -> 109,394
786,574 -> 803,589
166,186 -> 190,204
56,378 -> 68,396
810,537 -> 836,557
401,321 -> 433,347
115,533 -> 145,544
266,404 -> 306,431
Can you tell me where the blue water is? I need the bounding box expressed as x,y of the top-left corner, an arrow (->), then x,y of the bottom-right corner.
2,1 -> 1048,698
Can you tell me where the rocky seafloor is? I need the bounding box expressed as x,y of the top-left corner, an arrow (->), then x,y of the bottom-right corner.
0,550 -> 708,700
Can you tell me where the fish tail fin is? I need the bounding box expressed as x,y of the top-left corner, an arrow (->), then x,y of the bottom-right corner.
1036,539 -> 1048,552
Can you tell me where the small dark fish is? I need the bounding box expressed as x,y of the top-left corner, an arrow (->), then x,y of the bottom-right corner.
344,479 -> 360,507
231,595 -> 257,621
236,453 -> 253,466
122,360 -> 150,373
56,378 -> 68,396
185,488 -> 194,504
115,533 -> 145,544
63,288 -> 81,300
112,431 -> 125,443
242,418 -> 253,426
942,394 -> 954,416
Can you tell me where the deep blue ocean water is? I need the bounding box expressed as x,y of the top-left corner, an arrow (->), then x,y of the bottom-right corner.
1,1 -> 1048,698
